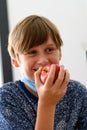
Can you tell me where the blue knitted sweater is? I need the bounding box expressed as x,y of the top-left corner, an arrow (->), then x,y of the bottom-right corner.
0,80 -> 87,130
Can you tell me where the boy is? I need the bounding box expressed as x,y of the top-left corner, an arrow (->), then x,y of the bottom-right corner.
0,15 -> 87,130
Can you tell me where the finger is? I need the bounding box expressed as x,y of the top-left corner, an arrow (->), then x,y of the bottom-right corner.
44,64 -> 56,88
60,70 -> 70,92
55,65 -> 65,87
34,67 -> 42,89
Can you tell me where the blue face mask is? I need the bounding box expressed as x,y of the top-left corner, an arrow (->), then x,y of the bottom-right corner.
21,74 -> 37,92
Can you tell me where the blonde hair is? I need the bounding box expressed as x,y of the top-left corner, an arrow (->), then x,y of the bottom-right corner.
8,15 -> 63,59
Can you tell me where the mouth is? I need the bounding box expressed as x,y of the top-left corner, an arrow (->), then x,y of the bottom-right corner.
33,68 -> 38,71
33,67 -> 40,71
33,64 -> 50,72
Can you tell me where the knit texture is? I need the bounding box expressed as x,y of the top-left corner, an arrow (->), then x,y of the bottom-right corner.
0,80 -> 87,130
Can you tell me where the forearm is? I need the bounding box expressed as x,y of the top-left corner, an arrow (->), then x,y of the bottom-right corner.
35,101 -> 56,130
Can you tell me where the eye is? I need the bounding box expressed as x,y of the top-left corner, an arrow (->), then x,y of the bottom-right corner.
27,50 -> 37,56
46,48 -> 55,53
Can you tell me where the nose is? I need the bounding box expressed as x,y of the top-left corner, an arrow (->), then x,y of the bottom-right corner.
37,55 -> 49,66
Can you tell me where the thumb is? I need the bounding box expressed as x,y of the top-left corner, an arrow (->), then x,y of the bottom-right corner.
34,67 -> 42,90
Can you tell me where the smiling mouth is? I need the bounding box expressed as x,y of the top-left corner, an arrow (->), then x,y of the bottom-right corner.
33,68 -> 38,71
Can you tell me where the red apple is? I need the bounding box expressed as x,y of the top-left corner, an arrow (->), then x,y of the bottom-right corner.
40,64 -> 60,84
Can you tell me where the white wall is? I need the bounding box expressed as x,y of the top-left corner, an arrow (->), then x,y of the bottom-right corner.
7,0 -> 87,86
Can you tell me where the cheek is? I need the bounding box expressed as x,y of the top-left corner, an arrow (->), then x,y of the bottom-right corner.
50,57 -> 59,64
24,62 -> 32,72
21,63 -> 33,79
20,60 -> 30,73
19,55 -> 35,79
23,60 -> 36,76
49,53 -> 60,64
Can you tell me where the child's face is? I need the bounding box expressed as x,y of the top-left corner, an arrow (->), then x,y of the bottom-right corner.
18,36 -> 61,81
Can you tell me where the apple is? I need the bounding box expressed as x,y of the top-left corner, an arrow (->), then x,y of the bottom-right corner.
40,64 -> 60,84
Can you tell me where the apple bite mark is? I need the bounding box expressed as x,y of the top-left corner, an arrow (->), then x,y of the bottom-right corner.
40,64 -> 60,84
42,69 -> 48,74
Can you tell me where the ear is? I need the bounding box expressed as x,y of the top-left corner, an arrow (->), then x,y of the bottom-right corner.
11,58 -> 20,68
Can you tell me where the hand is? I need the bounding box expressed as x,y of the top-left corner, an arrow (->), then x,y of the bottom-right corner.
34,65 -> 70,107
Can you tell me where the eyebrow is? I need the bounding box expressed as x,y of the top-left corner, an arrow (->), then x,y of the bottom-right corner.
46,43 -> 56,47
